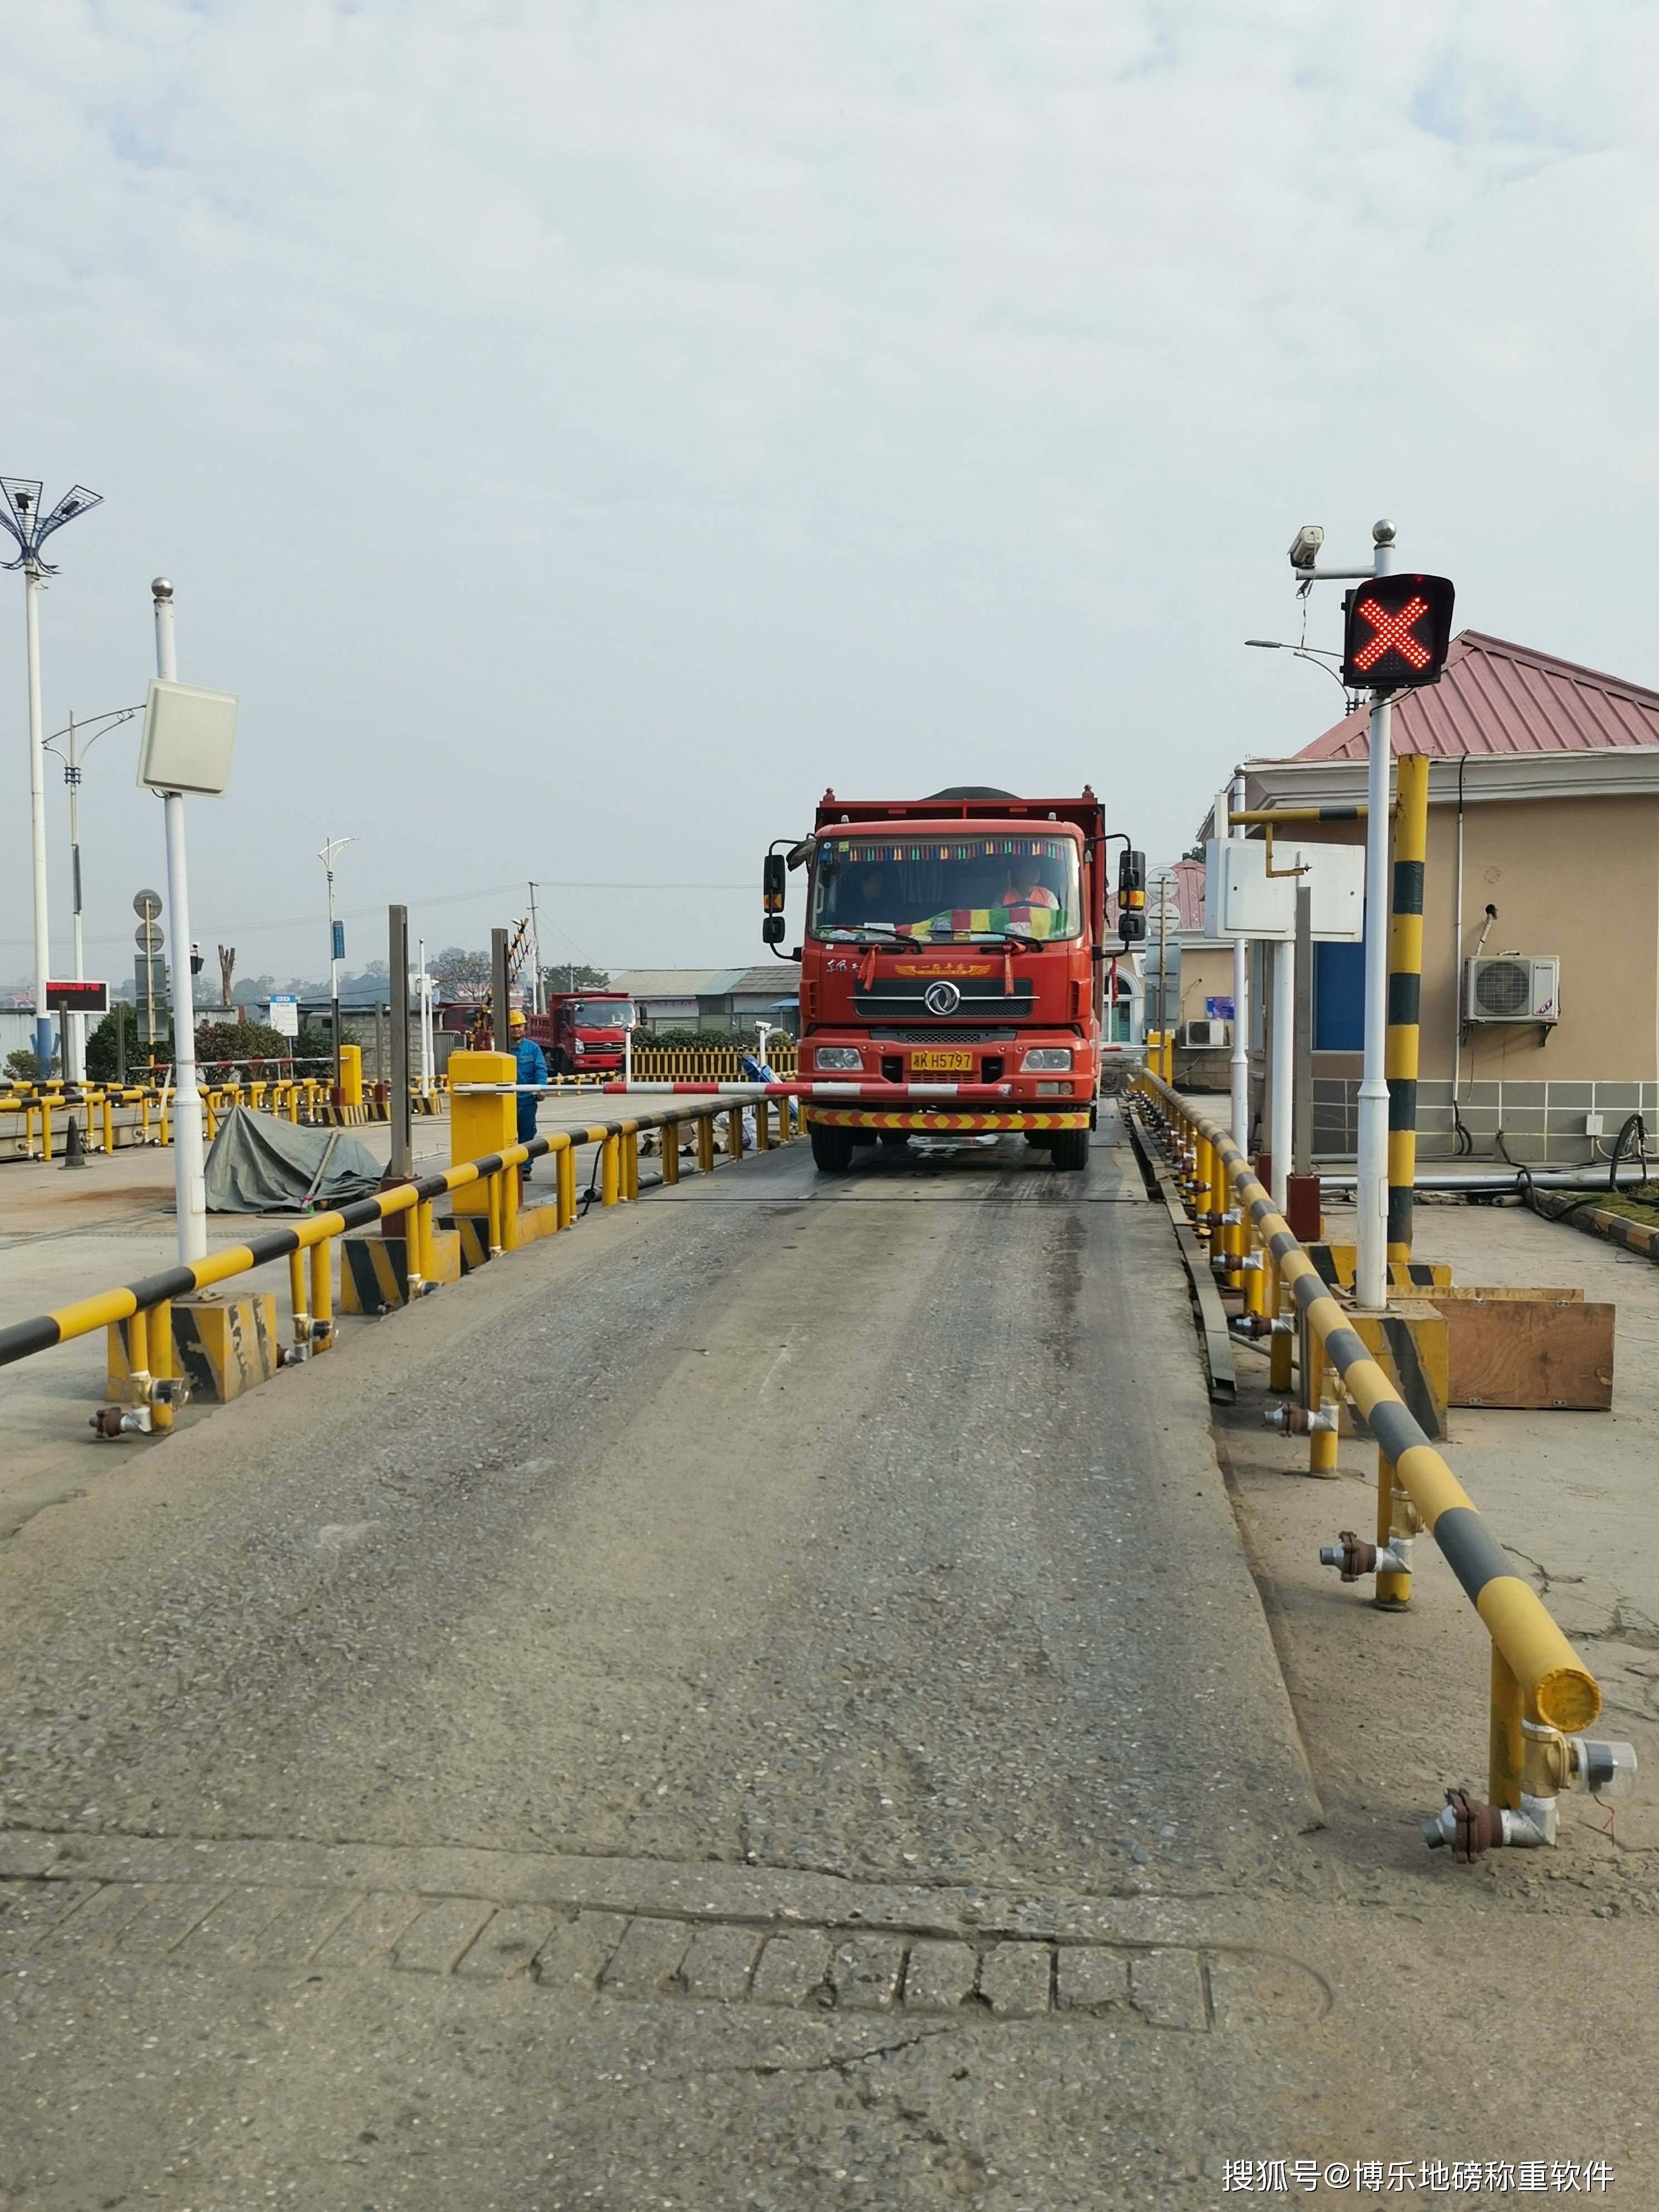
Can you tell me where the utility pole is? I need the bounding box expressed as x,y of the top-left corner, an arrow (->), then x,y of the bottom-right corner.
151,578 -> 210,1264
1354,521 -> 1396,1311
43,702 -> 143,1082
527,882 -> 545,1016
319,835 -> 354,1087
0,477 -> 102,1077
1229,769 -> 1249,1149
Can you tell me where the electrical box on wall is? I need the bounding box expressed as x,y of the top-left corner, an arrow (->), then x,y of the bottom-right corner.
1203,838 -> 1365,942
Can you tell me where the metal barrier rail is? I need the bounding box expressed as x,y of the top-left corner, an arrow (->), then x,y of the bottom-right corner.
0,1096 -> 795,1428
1,1076 -> 452,1158
1129,1065 -> 1637,1861
633,1045 -> 799,1081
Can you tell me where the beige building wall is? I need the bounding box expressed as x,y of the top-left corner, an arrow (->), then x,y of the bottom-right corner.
1296,794 -> 1659,1086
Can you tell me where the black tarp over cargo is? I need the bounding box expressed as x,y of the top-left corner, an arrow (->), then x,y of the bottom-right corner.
203,1106 -> 385,1213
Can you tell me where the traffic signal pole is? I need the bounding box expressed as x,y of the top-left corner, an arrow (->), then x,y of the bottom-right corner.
1354,522 -> 1396,1312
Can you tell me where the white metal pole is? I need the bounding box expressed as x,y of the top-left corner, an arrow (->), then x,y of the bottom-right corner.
527,883 -> 545,1017
1270,937 -> 1293,1212
24,563 -> 54,1078
1354,521 -> 1396,1311
66,711 -> 85,1081
1229,770 -> 1249,1150
153,578 -> 208,1264
416,935 -> 433,1094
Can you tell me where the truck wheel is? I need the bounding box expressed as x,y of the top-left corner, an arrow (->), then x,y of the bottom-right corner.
878,1130 -> 910,1150
1047,1128 -> 1090,1171
810,1126 -> 856,1173
1023,1131 -> 1052,1149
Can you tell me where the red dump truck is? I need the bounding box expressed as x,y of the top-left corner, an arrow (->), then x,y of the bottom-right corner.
526,992 -> 636,1076
764,785 -> 1143,1173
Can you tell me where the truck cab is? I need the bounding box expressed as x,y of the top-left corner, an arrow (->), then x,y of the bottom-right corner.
782,786 -> 1129,1173
529,993 -> 636,1077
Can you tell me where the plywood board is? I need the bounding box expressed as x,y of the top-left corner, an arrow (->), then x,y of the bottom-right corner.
1426,1294 -> 1614,1410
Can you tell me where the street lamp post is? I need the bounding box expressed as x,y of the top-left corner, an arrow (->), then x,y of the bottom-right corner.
0,476 -> 103,1076
319,836 -> 355,1086
42,704 -> 142,1081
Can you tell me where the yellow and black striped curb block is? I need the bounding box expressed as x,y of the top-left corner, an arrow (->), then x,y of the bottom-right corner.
105,1294 -> 282,1404
1303,1243 -> 1453,1294
1134,1070 -> 1601,1735
1302,1301 -> 1450,1443
0,1831 -> 1327,2033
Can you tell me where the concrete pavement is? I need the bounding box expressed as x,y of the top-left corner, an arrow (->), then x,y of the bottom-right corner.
1,1111 -> 1656,2204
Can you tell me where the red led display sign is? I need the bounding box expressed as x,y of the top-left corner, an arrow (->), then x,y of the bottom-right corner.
1341,574 -> 1456,691
45,979 -> 110,1013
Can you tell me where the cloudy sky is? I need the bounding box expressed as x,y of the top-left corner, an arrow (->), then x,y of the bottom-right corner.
2,3 -> 1654,992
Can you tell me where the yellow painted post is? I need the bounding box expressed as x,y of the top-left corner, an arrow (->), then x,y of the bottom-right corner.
661,1118 -> 681,1185
448,1050 -> 515,1240
127,1302 -> 149,1388
622,1127 -> 639,1200
556,1139 -> 576,1227
697,1111 -> 715,1175
309,1235 -> 333,1349
754,1098 -> 772,1151
1375,1450 -> 1414,1610
1490,1643 -> 1525,1813
149,1301 -> 174,1431
287,1246 -> 309,1346
601,1132 -> 620,1206
101,1092 -> 114,1154
1243,1217 -> 1265,1324
1267,1245 -> 1294,1393
1309,1352 -> 1337,1476
339,1042 -> 364,1110
726,1105 -> 743,1160
486,1170 -> 503,1255
41,1098 -> 52,1163
1386,751 -> 1430,1263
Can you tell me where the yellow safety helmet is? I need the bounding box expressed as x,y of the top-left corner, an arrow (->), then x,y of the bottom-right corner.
508,1008 -> 526,1029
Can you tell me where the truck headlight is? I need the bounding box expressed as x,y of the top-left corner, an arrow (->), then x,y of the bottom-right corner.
1022,1047 -> 1073,1072
573,1040 -> 585,1054
814,1046 -> 862,1071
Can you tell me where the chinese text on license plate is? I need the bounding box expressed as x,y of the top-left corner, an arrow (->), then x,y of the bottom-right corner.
911,1051 -> 974,1073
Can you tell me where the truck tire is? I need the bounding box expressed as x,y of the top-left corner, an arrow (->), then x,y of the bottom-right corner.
1023,1131 -> 1052,1149
1047,1128 -> 1090,1172
810,1125 -> 856,1173
878,1129 -> 910,1150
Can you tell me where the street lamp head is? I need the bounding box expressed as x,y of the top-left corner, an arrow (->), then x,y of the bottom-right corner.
1372,518 -> 1397,546
0,475 -> 102,571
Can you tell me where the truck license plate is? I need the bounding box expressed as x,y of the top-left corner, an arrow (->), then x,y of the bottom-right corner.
910,1051 -> 974,1072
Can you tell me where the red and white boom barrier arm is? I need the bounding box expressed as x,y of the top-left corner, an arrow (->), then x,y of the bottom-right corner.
600,1080 -> 1018,1102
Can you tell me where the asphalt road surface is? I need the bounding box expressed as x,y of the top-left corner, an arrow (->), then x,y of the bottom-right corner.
2,1109 -> 1654,2208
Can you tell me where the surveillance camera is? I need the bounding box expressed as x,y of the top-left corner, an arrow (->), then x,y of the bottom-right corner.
1287,525 -> 1325,571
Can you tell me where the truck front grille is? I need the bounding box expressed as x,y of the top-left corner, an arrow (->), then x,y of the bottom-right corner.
867,1027 -> 1018,1044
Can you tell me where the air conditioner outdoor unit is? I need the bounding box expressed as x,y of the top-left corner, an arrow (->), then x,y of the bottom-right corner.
1178,1018 -> 1230,1049
1464,955 -> 1559,1025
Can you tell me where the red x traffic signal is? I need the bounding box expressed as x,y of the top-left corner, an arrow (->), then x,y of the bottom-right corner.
1341,573 -> 1455,691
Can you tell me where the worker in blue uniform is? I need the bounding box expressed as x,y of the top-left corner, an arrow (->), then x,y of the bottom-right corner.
508,1010 -> 548,1177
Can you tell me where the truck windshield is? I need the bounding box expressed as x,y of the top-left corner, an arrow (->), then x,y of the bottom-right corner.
810,835 -> 1081,943
571,1002 -> 633,1029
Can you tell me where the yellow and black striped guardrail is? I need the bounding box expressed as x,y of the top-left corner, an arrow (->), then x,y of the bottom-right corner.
1130,1065 -> 1633,1857
0,1095 -> 795,1422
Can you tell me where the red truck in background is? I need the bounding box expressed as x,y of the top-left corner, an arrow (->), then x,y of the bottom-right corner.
526,992 -> 636,1076
765,786 -> 1143,1174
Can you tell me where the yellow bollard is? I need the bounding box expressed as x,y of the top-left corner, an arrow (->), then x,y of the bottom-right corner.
661,1118 -> 681,1185
1268,1247 -> 1294,1393
101,1092 -> 114,1154
288,1246 -> 309,1346
1489,1643 -> 1525,1813
697,1112 -> 716,1175
150,1301 -> 174,1432
1375,1449 -> 1413,1611
127,1302 -> 149,1390
41,1098 -> 52,1163
486,1170 -> 503,1255
726,1105 -> 743,1160
309,1235 -> 333,1350
1243,1218 -> 1266,1325
556,1139 -> 576,1227
601,1132 -> 620,1206
623,1127 -> 639,1200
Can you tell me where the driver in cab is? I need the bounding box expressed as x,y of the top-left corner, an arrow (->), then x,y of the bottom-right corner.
1002,855 -> 1059,921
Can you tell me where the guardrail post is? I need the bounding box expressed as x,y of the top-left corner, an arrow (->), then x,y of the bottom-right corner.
1490,1643 -> 1525,1813
1268,1247 -> 1294,1393
726,1105 -> 743,1161
1375,1451 -> 1413,1610
601,1132 -> 620,1206
556,1139 -> 576,1226
622,1127 -> 639,1201
149,1301 -> 174,1431
309,1235 -> 334,1350
1309,1354 -> 1338,1475
697,1110 -> 715,1176
41,1097 -> 52,1163
661,1118 -> 680,1185
101,1091 -> 114,1155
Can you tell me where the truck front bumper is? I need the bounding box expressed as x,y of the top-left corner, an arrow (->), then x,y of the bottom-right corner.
804,1105 -> 1092,1132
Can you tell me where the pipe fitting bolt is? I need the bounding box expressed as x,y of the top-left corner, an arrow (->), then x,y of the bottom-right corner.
1319,1529 -> 1413,1582
1265,1401 -> 1335,1435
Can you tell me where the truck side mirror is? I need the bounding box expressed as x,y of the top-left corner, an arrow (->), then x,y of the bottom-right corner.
1117,847 -> 1147,944
763,854 -> 787,944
